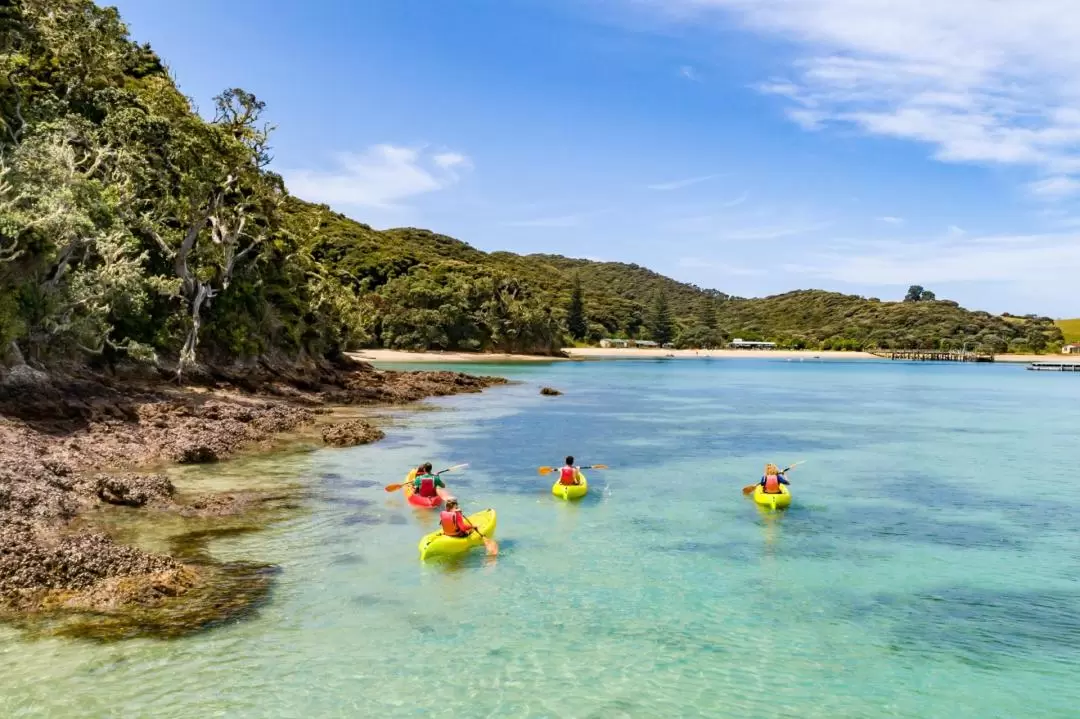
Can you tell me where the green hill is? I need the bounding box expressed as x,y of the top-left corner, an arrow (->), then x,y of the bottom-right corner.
0,0 -> 1063,371
1055,319 -> 1080,344
300,201 -> 1060,353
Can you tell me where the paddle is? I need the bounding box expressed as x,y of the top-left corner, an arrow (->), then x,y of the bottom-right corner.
741,461 -> 806,495
472,526 -> 499,556
384,463 -> 469,492
537,464 -> 608,476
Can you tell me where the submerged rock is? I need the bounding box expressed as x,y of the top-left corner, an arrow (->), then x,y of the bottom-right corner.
540,387 -> 563,396
94,474 -> 174,508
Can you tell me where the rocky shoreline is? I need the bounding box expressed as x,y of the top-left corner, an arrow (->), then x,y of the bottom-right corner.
0,356 -> 505,638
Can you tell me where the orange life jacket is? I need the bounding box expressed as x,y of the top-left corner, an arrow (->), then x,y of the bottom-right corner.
764,474 -> 781,493
559,466 -> 577,485
440,510 -> 470,536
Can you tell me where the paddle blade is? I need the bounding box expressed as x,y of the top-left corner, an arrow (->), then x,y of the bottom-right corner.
483,537 -> 499,556
537,466 -> 555,476
742,484 -> 757,495
384,483 -> 405,492
586,464 -> 608,470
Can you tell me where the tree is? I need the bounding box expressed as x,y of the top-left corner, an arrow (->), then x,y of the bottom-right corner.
139,88 -> 282,378
696,296 -> 717,330
904,285 -> 936,302
566,273 -> 587,341
904,285 -> 925,302
647,289 -> 673,345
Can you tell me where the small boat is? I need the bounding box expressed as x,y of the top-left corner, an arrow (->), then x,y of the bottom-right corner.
752,484 -> 792,510
400,468 -> 444,508
418,509 -> 497,560
551,471 -> 588,500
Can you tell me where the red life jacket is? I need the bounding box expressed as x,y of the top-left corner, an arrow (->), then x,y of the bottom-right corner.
440,510 -> 470,536
417,475 -> 437,497
764,474 -> 781,493
559,466 -> 577,485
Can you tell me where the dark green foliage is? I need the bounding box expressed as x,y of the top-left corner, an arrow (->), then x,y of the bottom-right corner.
715,290 -> 1062,352
904,285 -> 936,302
566,274 -> 587,341
646,290 -> 673,345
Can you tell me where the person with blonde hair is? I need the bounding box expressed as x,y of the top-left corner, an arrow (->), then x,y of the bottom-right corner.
758,463 -> 790,495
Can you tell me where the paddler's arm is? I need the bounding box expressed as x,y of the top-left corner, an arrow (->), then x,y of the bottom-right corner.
455,513 -> 474,535
778,473 -> 790,485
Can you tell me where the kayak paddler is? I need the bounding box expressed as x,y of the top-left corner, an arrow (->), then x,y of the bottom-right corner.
412,462 -> 449,500
557,456 -> 582,486
758,463 -> 790,494
439,498 -> 475,538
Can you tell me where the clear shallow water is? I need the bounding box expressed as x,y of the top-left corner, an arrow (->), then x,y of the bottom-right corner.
3,359 -> 1080,718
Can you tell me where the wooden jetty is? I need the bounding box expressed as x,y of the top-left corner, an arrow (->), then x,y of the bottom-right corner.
1027,362 -> 1080,372
870,350 -> 994,363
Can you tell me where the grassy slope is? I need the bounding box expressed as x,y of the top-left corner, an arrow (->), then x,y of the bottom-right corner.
1055,319 -> 1080,343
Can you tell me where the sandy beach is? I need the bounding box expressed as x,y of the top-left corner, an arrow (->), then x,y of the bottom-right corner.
352,349 -> 568,363
354,348 -> 1064,364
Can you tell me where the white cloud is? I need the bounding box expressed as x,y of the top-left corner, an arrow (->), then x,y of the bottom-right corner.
1029,176 -> 1080,198
878,216 -> 904,225
947,224 -> 967,237
721,191 -> 749,207
790,231 -> 1080,286
282,144 -> 471,210
679,65 -> 700,81
433,152 -> 471,171
647,173 -> 721,191
646,0 -> 1080,180
722,220 -> 832,240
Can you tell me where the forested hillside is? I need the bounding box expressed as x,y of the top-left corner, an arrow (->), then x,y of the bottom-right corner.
0,0 -> 1063,371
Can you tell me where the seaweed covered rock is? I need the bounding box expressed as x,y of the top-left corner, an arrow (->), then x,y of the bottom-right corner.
94,474 -> 175,508
0,518 -> 181,601
322,419 -> 385,448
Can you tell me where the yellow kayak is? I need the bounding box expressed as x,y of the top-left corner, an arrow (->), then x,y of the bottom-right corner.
551,471 -> 587,500
753,484 -> 792,510
418,509 -> 496,561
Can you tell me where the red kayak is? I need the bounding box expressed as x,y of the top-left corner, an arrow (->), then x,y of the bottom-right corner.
404,483 -> 443,509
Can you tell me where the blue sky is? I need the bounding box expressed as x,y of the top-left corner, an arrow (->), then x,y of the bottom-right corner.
112,0 -> 1080,315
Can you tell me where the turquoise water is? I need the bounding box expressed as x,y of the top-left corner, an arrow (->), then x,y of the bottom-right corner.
3,359 -> 1080,718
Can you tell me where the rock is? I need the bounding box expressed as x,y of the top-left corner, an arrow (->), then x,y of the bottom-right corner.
0,361 -> 505,628
173,443 -> 220,464
0,517 -> 180,599
540,387 -> 563,396
322,419 -> 385,448
94,474 -> 174,508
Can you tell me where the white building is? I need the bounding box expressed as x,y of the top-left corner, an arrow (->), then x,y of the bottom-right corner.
729,338 -> 777,350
